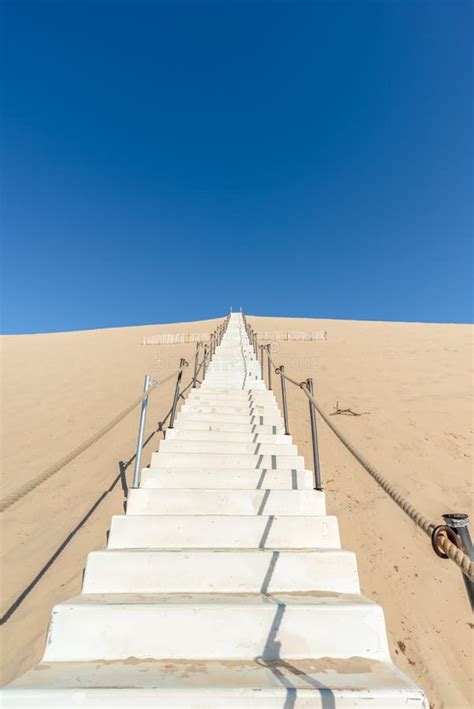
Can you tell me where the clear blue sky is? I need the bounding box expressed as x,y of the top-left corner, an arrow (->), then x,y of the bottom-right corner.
1,1 -> 472,333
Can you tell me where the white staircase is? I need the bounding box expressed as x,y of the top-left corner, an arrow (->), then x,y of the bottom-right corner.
2,313 -> 427,707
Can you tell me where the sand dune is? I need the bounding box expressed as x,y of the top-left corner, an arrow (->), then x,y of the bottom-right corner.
1,314 -> 472,708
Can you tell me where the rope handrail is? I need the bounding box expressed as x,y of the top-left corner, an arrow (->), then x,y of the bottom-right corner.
0,363 -> 188,514
256,339 -> 474,582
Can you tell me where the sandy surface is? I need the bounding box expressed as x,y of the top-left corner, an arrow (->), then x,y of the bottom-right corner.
1,314 -> 472,708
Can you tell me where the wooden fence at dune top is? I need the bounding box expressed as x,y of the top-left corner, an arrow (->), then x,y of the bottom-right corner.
142,330 -> 328,345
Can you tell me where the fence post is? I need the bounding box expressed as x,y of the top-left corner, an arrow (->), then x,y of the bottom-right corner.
132,374 -> 151,488
266,345 -> 272,390
192,342 -> 200,387
306,378 -> 322,490
442,513 -> 474,610
169,359 -> 186,429
279,366 -> 290,435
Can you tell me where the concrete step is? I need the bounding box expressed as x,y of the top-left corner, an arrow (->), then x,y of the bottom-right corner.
171,420 -> 285,434
180,404 -> 280,416
140,468 -> 314,489
158,439 -> 298,455
202,381 -> 266,390
83,548 -> 359,594
42,592 -> 390,662
189,389 -> 275,398
2,658 -> 428,707
108,514 -> 340,549
149,452 -> 305,470
126,489 -> 326,516
176,412 -> 283,425
164,429 -> 293,444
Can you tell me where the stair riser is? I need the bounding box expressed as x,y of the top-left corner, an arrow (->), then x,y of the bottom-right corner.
180,405 -> 279,416
108,515 -> 341,549
158,441 -> 298,455
140,469 -> 314,490
126,489 -> 326,516
176,413 -> 283,425
0,688 -> 429,708
149,452 -> 305,470
43,603 -> 390,662
189,391 -> 275,399
164,430 -> 292,444
83,550 -> 360,594
170,422 -> 285,434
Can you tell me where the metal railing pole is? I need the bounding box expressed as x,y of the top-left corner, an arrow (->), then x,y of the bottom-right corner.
260,345 -> 264,377
169,359 -> 186,429
210,333 -> 215,359
442,513 -> 474,610
279,366 -> 290,435
306,378 -> 322,490
253,332 -> 258,357
192,342 -> 200,387
132,374 -> 151,488
202,345 -> 208,379
266,345 -> 272,390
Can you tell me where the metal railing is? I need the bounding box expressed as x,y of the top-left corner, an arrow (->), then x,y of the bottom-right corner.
131,313 -> 231,488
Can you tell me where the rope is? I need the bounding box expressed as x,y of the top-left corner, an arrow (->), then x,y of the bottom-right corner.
0,365 -> 185,513
257,334 -> 474,582
298,383 -> 474,581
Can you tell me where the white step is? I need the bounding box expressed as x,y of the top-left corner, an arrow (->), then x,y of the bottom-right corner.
140,468 -> 314,489
108,514 -> 340,549
42,592 -> 390,662
189,390 -> 275,400
171,420 -> 285,434
175,412 -> 283,425
158,439 -> 298,455
202,381 -> 266,389
126,489 -> 326,515
149,452 -> 305,470
83,548 -> 360,594
2,659 -> 428,707
180,403 -> 279,415
164,429 -> 293,444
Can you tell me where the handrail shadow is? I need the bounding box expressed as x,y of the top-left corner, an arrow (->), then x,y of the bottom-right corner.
0,375 -> 197,625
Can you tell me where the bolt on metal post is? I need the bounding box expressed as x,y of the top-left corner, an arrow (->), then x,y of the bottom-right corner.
279,366 -> 290,435
442,513 -> 474,610
306,378 -> 322,490
132,374 -> 151,488
169,359 -> 186,429
266,345 -> 272,390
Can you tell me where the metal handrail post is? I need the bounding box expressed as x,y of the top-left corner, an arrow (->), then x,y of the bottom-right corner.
279,366 -> 290,435
306,378 -> 322,490
202,345 -> 208,379
169,359 -> 186,429
210,333 -> 215,359
132,374 -> 151,488
266,345 -> 272,390
260,345 -> 264,376
192,342 -> 200,387
253,332 -> 257,357
442,514 -> 474,610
